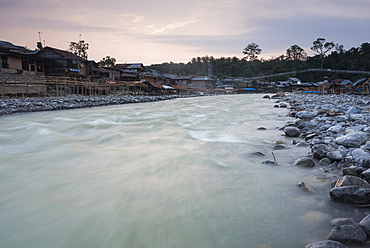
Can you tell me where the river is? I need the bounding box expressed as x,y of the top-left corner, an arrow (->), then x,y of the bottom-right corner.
0,94 -> 362,248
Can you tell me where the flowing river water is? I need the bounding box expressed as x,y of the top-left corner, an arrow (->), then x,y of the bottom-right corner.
0,94 -> 368,248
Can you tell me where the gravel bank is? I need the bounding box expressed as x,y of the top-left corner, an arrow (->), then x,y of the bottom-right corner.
272,93 -> 370,247
0,94 -> 197,116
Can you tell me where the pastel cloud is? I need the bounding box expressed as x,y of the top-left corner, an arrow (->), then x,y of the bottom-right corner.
0,0 -> 369,64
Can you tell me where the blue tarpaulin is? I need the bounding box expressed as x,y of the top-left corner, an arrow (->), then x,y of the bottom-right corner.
303,90 -> 322,93
242,88 -> 256,90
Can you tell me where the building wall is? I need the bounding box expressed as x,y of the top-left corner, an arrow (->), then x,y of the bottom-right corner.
7,56 -> 22,70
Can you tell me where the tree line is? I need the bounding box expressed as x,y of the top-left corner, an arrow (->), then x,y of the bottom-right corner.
148,38 -> 370,82
64,38 -> 370,82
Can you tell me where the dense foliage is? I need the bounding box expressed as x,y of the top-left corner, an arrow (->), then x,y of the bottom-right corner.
148,41 -> 370,82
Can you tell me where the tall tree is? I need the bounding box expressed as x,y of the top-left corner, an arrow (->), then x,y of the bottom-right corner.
99,56 -> 116,67
286,44 -> 307,71
68,40 -> 89,59
310,38 -> 334,69
242,42 -> 261,61
286,45 -> 307,61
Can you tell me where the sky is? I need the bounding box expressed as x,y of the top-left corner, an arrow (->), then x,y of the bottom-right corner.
1,0 -> 370,65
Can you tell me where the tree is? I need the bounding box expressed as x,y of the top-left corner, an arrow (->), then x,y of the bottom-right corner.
310,38 -> 334,69
286,45 -> 307,71
68,40 -> 89,59
36,41 -> 43,50
99,56 -> 116,67
242,42 -> 261,61
286,45 -> 307,61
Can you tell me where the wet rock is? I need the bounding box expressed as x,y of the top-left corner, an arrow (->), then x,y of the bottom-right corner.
298,181 -> 315,192
361,169 -> 370,182
263,95 -> 271,99
251,151 -> 265,156
284,126 -> 300,137
294,157 -> 315,167
328,223 -> 367,244
320,158 -> 332,166
273,140 -> 286,149
359,214 -> 370,237
345,107 -> 359,115
342,167 -> 358,176
335,131 -> 368,148
305,240 -> 348,248
334,175 -> 370,188
330,186 -> 370,205
311,144 -> 335,159
257,127 -> 267,130
296,142 -> 309,147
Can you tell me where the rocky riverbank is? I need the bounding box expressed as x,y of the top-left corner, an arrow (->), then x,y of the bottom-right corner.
0,94 -> 196,116
269,93 -> 370,247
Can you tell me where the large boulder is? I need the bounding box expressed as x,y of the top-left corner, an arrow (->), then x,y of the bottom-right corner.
284,126 -> 300,137
335,131 -> 369,148
330,186 -> 370,205
334,175 -> 370,188
311,144 -> 335,159
328,224 -> 367,244
305,240 -> 348,248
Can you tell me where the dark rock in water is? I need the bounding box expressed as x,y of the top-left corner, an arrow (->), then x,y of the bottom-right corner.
257,127 -> 267,130
296,142 -> 309,147
263,95 -> 271,99
273,140 -> 286,149
335,131 -> 368,148
311,144 -> 335,159
359,214 -> 370,237
262,160 -> 277,165
279,103 -> 288,108
330,186 -> 370,205
305,240 -> 348,248
284,126 -> 300,137
320,158 -> 332,166
294,157 -> 315,167
298,181 -> 315,192
251,151 -> 265,156
328,224 -> 367,244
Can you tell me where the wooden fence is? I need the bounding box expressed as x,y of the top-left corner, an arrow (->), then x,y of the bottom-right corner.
0,74 -> 200,99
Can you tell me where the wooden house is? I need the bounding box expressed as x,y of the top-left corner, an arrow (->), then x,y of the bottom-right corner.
351,78 -> 370,94
0,40 -> 44,75
189,76 -> 215,88
35,46 -> 92,77
173,75 -> 194,85
140,70 -> 166,85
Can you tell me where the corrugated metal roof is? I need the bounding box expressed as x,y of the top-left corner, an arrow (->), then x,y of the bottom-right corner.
37,46 -> 87,61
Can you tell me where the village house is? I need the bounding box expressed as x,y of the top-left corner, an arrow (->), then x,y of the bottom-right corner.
0,40 -> 44,75
35,46 -> 92,77
189,76 -> 215,88
113,63 -> 145,81
172,75 -> 194,85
